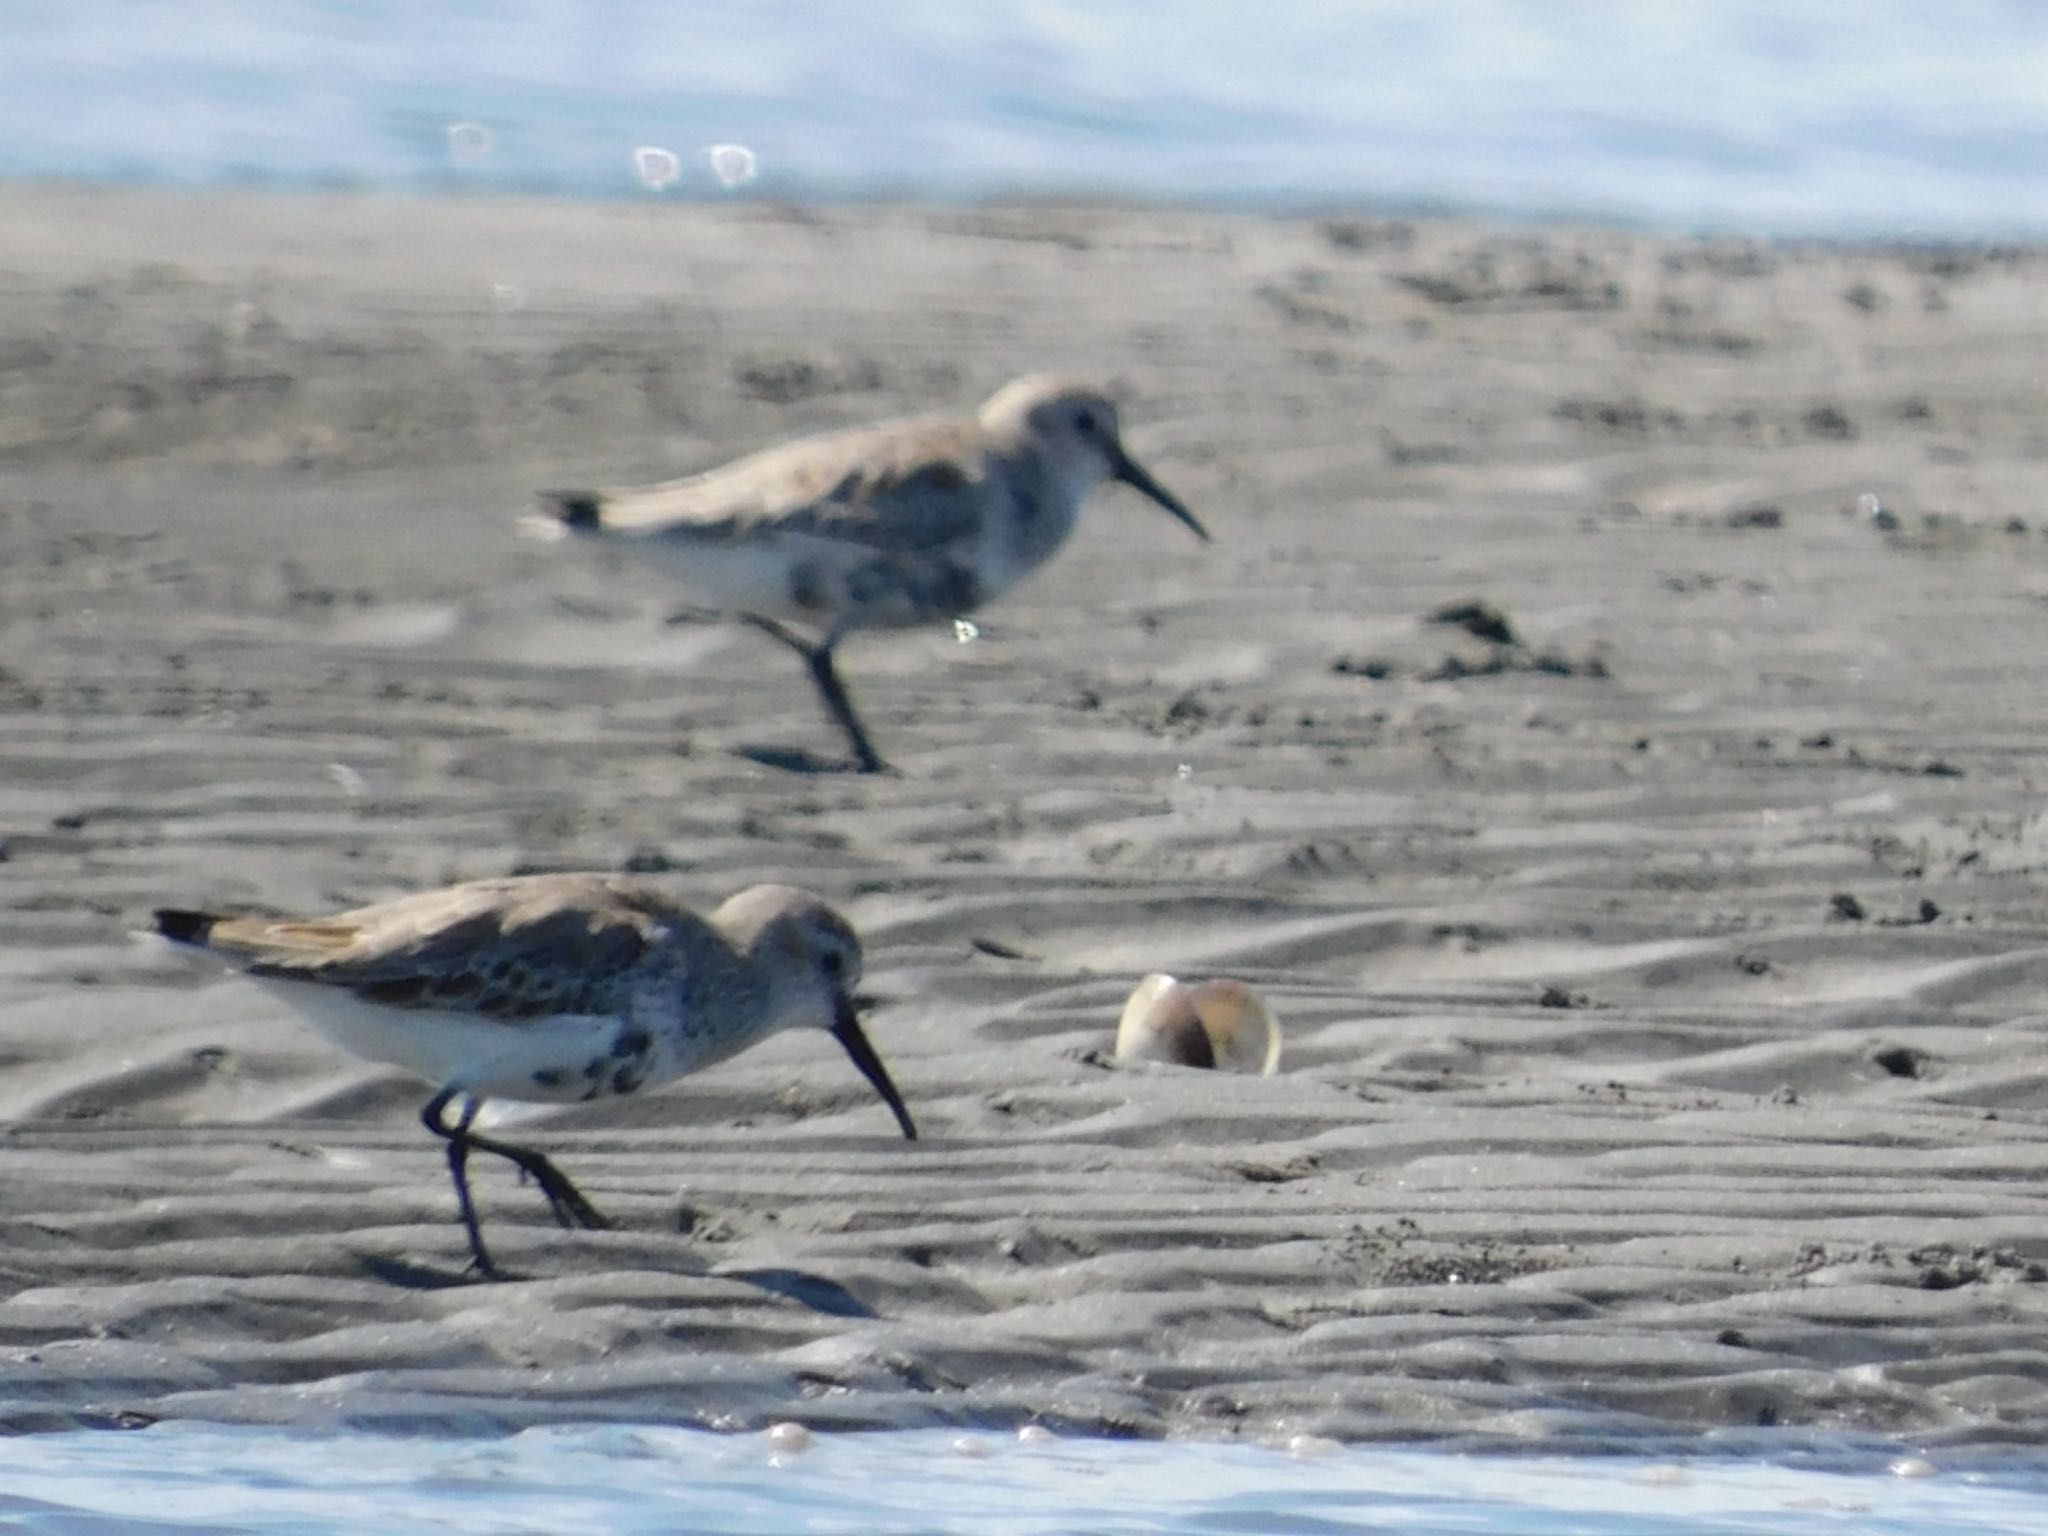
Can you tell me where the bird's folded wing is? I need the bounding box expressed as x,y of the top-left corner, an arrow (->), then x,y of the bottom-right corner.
216,877 -> 677,1022
591,418 -> 992,554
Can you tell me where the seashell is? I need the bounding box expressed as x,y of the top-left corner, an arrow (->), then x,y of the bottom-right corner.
1185,978 -> 1283,1074
1114,973 -> 1213,1069
1114,973 -> 1281,1074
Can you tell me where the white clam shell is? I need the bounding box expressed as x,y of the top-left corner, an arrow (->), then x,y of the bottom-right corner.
1114,973 -> 1281,1074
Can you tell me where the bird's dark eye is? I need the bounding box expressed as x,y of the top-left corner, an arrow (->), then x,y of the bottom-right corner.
1073,408 -> 1099,436
822,950 -> 846,979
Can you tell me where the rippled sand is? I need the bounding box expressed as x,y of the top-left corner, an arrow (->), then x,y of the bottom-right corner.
2,187 -> 2046,1447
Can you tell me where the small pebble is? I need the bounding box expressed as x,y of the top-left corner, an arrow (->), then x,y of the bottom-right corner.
765,1422 -> 812,1455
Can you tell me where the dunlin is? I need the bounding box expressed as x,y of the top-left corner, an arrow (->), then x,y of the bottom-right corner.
530,375 -> 1208,771
152,875 -> 915,1278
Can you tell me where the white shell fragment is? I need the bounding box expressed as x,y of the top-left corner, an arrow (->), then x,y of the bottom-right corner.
1114,973 -> 1281,1074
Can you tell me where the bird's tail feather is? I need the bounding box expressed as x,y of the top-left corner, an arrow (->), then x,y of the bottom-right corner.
520,491 -> 605,542
152,907 -> 222,947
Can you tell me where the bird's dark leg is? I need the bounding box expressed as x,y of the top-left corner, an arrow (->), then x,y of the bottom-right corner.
739,615 -> 887,773
803,645 -> 887,774
420,1090 -> 610,1281
421,1088 -> 501,1279
461,1123 -> 610,1232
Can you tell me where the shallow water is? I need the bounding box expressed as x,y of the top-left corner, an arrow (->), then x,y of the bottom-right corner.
1,1426 -> 2045,1535
6,1 -> 2047,236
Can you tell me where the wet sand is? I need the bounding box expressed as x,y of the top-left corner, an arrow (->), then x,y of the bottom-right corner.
3,184 -> 2048,1447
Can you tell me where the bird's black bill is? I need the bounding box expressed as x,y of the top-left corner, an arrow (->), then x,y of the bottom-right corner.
831,995 -> 918,1140
1113,450 -> 1210,542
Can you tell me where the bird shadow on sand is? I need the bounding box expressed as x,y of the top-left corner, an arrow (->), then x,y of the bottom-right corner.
351,1252 -> 878,1317
353,1253 -> 480,1291
733,743 -> 879,776
721,1267 -> 879,1319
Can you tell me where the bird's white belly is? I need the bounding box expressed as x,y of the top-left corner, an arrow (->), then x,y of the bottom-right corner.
249,978 -> 640,1104
622,533 -> 840,625
625,528 -> 1037,634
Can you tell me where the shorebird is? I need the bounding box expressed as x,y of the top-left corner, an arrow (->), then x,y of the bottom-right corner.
529,375 -> 1209,772
151,875 -> 915,1279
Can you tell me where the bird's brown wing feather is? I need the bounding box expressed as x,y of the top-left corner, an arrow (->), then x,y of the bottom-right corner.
206,875 -> 687,1021
583,416 -> 993,554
